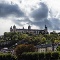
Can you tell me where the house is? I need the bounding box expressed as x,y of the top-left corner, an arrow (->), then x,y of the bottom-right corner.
36,44 -> 47,53
36,44 -> 57,53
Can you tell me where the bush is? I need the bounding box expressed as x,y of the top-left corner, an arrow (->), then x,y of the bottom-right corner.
21,52 -> 39,60
19,52 -> 60,60
51,52 -> 59,60
15,44 -> 36,57
0,53 -> 16,60
38,53 -> 45,60
32,52 -> 38,60
45,52 -> 51,60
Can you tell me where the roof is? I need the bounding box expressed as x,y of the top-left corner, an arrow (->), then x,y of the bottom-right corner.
16,29 -> 45,31
36,44 -> 57,48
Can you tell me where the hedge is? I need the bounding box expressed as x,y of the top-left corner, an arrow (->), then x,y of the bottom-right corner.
21,52 -> 60,60
0,53 -> 16,60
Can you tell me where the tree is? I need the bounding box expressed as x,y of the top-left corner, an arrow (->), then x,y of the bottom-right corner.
45,52 -> 51,60
12,35 -> 18,40
54,40 -> 59,44
39,53 -> 45,60
52,52 -> 59,60
41,37 -> 46,44
57,46 -> 60,51
15,44 -> 36,56
18,34 -> 28,40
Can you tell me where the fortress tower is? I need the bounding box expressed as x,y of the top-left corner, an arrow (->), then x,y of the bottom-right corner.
44,25 -> 48,34
13,25 -> 16,32
28,25 -> 31,30
10,26 -> 12,32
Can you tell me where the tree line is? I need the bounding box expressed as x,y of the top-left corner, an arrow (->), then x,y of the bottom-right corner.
0,32 -> 60,48
3,32 -> 60,44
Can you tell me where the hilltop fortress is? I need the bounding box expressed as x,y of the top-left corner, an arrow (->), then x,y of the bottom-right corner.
10,25 -> 48,34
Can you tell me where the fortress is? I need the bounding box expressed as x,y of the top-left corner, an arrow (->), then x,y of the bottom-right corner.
10,25 -> 48,34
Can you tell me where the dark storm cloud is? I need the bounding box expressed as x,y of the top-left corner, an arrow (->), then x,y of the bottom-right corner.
30,3 -> 48,20
0,3 -> 24,17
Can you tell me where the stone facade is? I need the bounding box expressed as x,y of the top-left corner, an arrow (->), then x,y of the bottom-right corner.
36,44 -> 57,53
10,25 -> 48,34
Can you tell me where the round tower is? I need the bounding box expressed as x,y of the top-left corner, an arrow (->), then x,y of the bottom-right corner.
23,27 -> 24,29
13,25 -> 16,32
28,25 -> 31,30
10,26 -> 12,32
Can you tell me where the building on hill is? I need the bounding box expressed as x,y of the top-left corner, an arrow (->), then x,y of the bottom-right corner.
10,25 -> 48,34
36,44 -> 57,53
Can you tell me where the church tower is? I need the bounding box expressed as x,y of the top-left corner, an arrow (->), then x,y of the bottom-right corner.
13,25 -> 16,32
28,25 -> 31,30
10,26 -> 12,32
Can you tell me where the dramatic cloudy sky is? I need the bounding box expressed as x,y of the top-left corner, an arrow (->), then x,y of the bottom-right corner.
0,0 -> 60,35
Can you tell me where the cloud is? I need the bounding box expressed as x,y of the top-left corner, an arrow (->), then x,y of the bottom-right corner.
28,18 -> 60,30
28,2 -> 51,29
0,3 -> 24,17
12,17 -> 31,26
28,19 -> 52,29
29,2 -> 60,30
49,18 -> 60,30
30,2 -> 48,21
11,2 -> 60,31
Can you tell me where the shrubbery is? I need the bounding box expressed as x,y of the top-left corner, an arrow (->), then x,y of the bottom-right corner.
0,53 -> 16,60
21,52 -> 60,60
15,44 -> 36,56
0,52 -> 60,60
45,52 -> 51,60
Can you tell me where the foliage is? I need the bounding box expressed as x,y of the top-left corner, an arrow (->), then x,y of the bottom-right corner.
57,46 -> 60,51
45,52 -> 51,60
0,53 -> 16,60
38,53 -> 45,60
15,44 -> 36,56
21,52 -> 60,60
1,32 -> 60,48
52,52 -> 59,60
